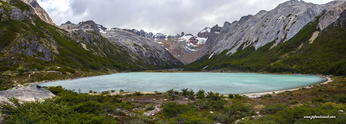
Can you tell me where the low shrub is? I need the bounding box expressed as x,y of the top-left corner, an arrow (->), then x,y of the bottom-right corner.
260,103 -> 287,114
260,94 -> 272,99
133,91 -> 142,96
228,94 -> 234,99
196,89 -> 205,99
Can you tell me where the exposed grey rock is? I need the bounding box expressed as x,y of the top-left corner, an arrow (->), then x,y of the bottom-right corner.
21,0 -> 55,25
196,0 -> 346,60
102,29 -> 183,65
330,9 -> 346,27
318,1 -> 346,30
60,20 -> 101,33
210,24 -> 222,33
9,6 -> 35,21
60,21 -> 183,65
8,35 -> 54,61
0,86 -> 55,103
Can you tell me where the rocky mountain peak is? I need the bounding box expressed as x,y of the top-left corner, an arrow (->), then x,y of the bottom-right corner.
238,15 -> 253,24
197,27 -> 210,38
210,24 -> 222,33
60,20 -> 102,33
64,21 -> 72,25
21,0 -> 55,25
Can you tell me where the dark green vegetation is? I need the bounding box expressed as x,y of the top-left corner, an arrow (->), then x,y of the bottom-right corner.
0,0 -> 180,90
185,15 -> 346,76
0,86 -> 123,123
1,77 -> 345,123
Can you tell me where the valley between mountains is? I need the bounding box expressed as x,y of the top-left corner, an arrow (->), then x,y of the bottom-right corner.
1,0 -> 346,89
0,0 -> 346,123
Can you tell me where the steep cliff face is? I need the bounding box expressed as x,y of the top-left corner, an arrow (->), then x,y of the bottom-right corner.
21,0 -> 55,25
185,1 -> 346,76
197,0 -> 346,59
318,1 -> 346,30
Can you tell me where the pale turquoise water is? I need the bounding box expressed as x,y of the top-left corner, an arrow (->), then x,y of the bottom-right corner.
39,72 -> 326,94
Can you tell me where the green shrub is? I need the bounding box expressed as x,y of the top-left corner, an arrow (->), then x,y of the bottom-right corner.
0,87 -> 127,124
289,100 -> 299,105
334,94 -> 346,103
311,97 -> 327,103
211,100 -> 226,109
260,94 -> 272,99
195,99 -> 210,109
29,63 -> 45,70
161,102 -> 196,118
119,89 -> 124,93
260,103 -> 287,114
207,91 -> 222,101
72,100 -> 103,114
181,88 -> 194,99
47,86 -> 66,95
212,112 -> 232,124
234,94 -> 243,99
196,89 -> 205,99
228,94 -> 234,99
133,91 -> 142,96
223,100 -> 253,121
101,91 -> 110,95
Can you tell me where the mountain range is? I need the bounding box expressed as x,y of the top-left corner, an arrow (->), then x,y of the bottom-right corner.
0,0 -> 346,89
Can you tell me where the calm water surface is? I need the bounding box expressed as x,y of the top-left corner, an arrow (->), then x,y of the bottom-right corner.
39,72 -> 326,94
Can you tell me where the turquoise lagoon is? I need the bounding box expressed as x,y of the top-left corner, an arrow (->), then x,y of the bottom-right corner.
39,72 -> 326,94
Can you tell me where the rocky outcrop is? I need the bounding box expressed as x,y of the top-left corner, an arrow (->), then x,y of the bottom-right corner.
330,8 -> 346,28
0,86 -> 55,103
60,20 -> 101,32
318,1 -> 346,30
8,6 -> 36,21
21,0 -> 55,25
0,1 -> 56,62
197,27 -> 210,38
8,35 -> 55,61
0,1 -> 36,22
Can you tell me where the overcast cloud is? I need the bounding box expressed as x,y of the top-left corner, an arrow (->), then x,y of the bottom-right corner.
38,0 -> 333,35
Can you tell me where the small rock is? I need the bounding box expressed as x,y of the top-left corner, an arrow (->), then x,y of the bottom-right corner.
210,111 -> 214,114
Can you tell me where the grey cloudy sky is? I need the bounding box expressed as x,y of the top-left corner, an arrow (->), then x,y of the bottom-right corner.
38,0 -> 333,35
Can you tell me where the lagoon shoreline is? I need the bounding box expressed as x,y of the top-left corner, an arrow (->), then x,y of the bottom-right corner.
241,76 -> 332,98
33,72 -> 331,98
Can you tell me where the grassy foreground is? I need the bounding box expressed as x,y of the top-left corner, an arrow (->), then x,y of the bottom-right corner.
0,76 -> 345,123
